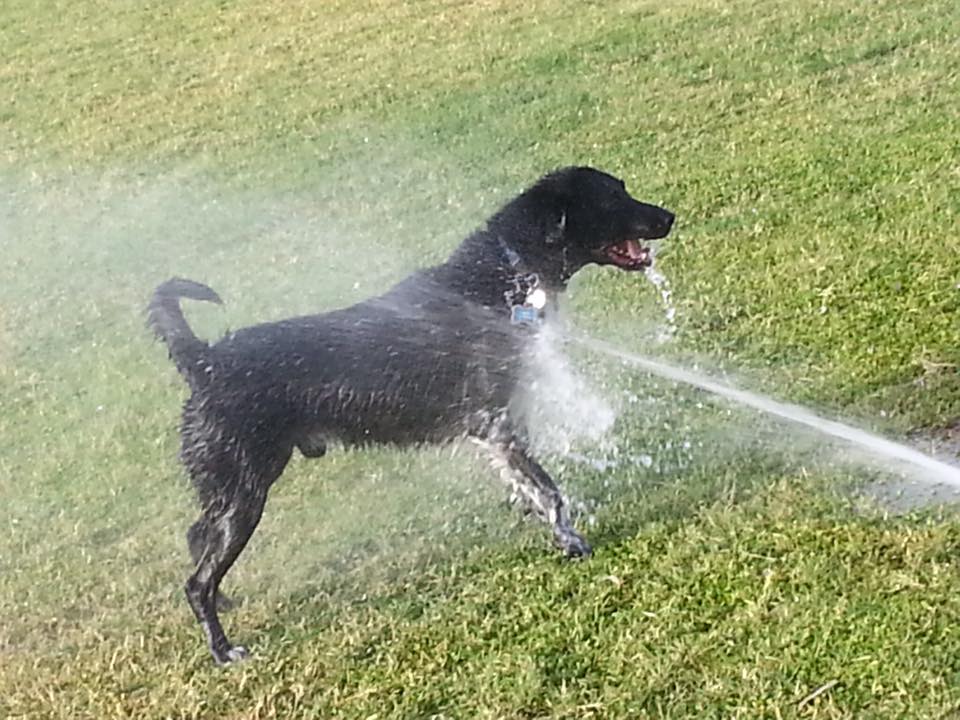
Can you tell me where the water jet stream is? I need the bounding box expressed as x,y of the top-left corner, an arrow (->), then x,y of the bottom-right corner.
568,334 -> 960,489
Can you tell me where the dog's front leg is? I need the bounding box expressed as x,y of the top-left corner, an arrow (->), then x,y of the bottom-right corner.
475,435 -> 592,558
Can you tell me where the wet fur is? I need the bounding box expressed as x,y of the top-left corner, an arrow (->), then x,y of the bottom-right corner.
148,166 -> 674,665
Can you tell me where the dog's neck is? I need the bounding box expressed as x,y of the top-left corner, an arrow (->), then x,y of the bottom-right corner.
435,231 -> 565,313
495,236 -> 525,271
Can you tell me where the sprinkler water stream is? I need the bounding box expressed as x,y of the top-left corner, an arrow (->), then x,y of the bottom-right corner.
566,333 -> 960,489
559,259 -> 960,490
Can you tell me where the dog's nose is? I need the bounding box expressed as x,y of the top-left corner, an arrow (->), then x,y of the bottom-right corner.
634,202 -> 675,239
659,209 -> 675,232
641,207 -> 674,239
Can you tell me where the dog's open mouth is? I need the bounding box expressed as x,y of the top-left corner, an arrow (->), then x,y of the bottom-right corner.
595,239 -> 653,271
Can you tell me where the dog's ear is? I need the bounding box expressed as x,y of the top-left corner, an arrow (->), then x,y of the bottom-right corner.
529,170 -> 571,245
544,208 -> 566,245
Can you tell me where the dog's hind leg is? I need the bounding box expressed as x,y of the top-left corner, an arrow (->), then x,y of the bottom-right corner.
187,518 -> 235,612
473,434 -> 592,558
186,485 -> 267,665
185,451 -> 289,665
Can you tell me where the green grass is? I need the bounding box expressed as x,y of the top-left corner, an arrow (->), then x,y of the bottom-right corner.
2,0 -> 960,717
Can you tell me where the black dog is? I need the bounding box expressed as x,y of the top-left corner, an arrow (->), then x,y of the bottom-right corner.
148,166 -> 674,665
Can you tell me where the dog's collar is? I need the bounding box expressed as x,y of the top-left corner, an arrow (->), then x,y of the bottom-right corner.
497,238 -> 546,327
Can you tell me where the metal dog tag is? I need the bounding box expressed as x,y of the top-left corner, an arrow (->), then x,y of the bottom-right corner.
511,305 -> 540,326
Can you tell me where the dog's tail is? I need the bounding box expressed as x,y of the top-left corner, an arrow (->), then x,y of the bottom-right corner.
147,277 -> 223,388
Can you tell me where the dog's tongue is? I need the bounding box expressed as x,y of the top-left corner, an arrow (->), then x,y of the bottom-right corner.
621,239 -> 645,260
611,239 -> 652,266
597,239 -> 653,269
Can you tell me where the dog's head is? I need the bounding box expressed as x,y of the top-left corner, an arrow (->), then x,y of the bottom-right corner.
494,166 -> 674,287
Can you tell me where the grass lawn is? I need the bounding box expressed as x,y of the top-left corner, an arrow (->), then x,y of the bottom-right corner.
2,0 -> 960,717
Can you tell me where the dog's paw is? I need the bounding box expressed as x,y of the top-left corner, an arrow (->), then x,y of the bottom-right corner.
213,644 -> 249,666
555,528 -> 592,559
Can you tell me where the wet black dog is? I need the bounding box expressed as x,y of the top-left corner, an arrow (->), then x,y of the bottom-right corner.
148,166 -> 674,665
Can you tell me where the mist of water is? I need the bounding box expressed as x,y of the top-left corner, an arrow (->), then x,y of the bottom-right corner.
512,322 -> 618,456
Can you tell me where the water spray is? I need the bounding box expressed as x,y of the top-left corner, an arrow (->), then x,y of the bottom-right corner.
565,332 -> 960,490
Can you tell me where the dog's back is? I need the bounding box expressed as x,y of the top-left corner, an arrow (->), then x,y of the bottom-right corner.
162,268 -> 531,451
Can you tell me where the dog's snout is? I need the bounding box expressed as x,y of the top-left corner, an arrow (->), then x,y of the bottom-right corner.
634,203 -> 674,239
659,209 -> 675,233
